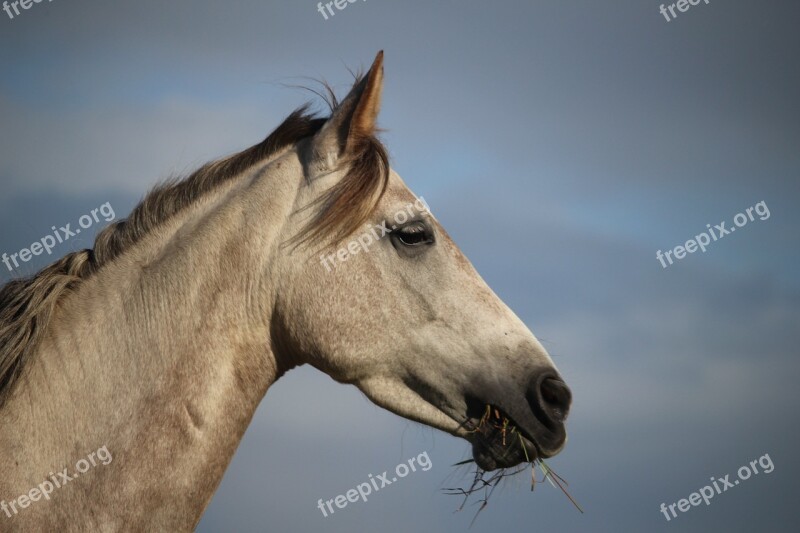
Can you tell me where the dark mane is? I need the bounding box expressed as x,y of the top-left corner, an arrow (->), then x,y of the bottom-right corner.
0,79 -> 390,408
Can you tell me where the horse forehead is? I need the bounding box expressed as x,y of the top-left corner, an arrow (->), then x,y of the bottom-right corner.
382,169 -> 418,203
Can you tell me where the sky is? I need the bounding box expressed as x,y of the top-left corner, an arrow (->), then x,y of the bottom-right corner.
2,1 -> 799,531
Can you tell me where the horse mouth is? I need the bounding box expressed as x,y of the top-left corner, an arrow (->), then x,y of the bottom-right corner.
463,402 -> 540,471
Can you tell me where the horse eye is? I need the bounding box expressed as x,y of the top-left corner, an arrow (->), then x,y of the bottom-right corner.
395,223 -> 434,246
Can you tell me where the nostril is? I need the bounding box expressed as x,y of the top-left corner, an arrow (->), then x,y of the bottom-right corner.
526,375 -> 572,431
540,377 -> 572,423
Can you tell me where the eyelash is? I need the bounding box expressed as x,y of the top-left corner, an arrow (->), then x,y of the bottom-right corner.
396,223 -> 432,246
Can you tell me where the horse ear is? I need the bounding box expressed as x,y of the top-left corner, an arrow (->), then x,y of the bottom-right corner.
306,51 -> 384,178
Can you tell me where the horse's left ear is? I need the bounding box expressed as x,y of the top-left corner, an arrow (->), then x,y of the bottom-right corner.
348,50 -> 384,139
305,51 -> 384,178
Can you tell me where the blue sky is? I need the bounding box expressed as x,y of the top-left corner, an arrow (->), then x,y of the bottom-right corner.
2,1 -> 799,531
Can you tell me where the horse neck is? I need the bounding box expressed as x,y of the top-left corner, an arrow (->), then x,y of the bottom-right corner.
0,156 -> 298,530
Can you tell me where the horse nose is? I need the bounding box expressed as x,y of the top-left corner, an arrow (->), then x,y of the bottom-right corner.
527,374 -> 572,430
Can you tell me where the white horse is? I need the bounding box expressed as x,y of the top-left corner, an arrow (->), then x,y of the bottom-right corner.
0,51 -> 571,531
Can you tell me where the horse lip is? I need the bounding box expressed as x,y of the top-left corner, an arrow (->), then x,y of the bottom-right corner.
474,435 -> 538,470
445,395 -> 566,467
461,407 -> 546,469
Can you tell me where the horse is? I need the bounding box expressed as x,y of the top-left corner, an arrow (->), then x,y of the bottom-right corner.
0,51 -> 572,531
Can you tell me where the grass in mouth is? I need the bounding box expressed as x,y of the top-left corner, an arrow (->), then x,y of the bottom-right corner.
444,405 -> 583,526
